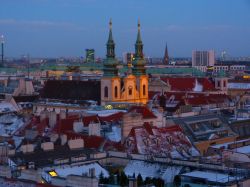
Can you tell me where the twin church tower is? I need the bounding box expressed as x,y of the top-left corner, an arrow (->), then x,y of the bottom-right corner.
101,20 -> 148,105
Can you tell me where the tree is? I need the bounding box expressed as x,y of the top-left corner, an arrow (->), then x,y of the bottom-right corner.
159,94 -> 166,109
120,171 -> 128,187
99,171 -> 105,184
153,178 -> 164,187
173,175 -> 181,187
108,173 -> 115,184
144,177 -> 152,185
137,173 -> 143,186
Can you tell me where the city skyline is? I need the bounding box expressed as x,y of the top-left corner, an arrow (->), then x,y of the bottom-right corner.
0,0 -> 250,58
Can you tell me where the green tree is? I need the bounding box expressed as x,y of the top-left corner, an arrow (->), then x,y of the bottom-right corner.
120,171 -> 128,187
174,175 -> 181,187
109,173 -> 115,184
144,177 -> 152,185
99,171 -> 105,184
137,173 -> 143,186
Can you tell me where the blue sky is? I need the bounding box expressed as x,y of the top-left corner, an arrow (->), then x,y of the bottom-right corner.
0,0 -> 250,58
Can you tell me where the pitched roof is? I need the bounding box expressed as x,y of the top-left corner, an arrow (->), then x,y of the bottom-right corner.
40,80 -> 101,104
124,123 -> 199,158
160,77 -> 215,92
128,106 -> 157,119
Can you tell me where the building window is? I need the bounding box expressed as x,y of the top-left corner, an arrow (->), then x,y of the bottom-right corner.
128,86 -> 132,96
217,81 -> 220,87
114,86 -> 118,98
143,85 -> 146,96
104,86 -> 108,98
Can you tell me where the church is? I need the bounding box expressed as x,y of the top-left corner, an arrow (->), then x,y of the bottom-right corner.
101,20 -> 148,106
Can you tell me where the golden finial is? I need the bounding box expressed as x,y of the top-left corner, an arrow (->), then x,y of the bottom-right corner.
109,18 -> 112,30
138,19 -> 141,30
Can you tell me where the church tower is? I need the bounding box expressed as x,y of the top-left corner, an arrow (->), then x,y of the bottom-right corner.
163,42 -> 169,64
101,20 -> 148,106
101,20 -> 121,105
131,20 -> 148,104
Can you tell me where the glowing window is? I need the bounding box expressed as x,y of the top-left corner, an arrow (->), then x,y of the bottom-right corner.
49,171 -> 58,177
114,86 -> 118,98
143,85 -> 146,96
128,86 -> 132,96
104,86 -> 108,98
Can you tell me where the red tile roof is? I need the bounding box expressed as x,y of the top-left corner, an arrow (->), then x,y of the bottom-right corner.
64,131 -> 124,151
82,115 -> 99,126
124,123 -> 195,157
128,106 -> 157,119
160,77 -> 216,92
65,131 -> 104,149
98,112 -> 124,123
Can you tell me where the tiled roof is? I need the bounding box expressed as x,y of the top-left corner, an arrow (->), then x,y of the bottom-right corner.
149,91 -> 230,109
124,123 -> 199,158
128,106 -> 157,119
40,80 -> 101,104
65,131 -> 124,151
82,115 -> 99,126
54,112 -> 124,134
160,77 -> 215,92
98,112 -> 124,122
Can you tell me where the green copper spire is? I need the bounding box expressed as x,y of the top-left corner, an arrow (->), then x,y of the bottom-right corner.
106,19 -> 115,58
103,19 -> 119,77
135,20 -> 143,59
132,20 -> 146,76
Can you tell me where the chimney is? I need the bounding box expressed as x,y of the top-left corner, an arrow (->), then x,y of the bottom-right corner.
41,142 -> 54,151
60,134 -> 67,145
89,168 -> 95,178
49,110 -> 57,128
60,110 -> 66,120
68,138 -> 84,149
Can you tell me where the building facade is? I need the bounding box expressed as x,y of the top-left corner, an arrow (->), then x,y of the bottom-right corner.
192,50 -> 215,67
101,20 -> 148,106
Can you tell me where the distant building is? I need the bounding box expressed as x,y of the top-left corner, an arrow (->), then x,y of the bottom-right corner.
85,49 -> 95,63
163,42 -> 169,64
192,50 -> 215,67
123,52 -> 134,65
101,20 -> 148,105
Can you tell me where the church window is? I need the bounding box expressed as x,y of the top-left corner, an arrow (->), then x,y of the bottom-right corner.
114,86 -> 118,98
104,86 -> 108,98
128,86 -> 133,96
143,84 -> 146,96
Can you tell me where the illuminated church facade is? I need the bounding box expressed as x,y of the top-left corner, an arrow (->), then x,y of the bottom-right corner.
101,20 -> 148,106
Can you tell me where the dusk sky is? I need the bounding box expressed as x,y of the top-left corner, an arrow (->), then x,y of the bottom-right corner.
1,0 -> 250,58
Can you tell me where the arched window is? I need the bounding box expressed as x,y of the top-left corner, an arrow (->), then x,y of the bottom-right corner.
104,86 -> 108,98
128,86 -> 133,96
114,86 -> 118,98
143,84 -> 146,96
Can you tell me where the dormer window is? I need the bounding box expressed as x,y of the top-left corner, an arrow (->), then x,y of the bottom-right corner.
104,86 -> 108,98
128,86 -> 133,96
143,84 -> 146,96
114,86 -> 118,98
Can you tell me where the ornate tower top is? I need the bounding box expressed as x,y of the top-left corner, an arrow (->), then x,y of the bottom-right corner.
163,42 -> 169,64
103,19 -> 118,77
106,19 -> 115,58
135,19 -> 143,59
132,20 -> 146,76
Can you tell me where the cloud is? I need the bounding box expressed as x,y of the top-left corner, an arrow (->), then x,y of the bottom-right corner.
0,19 -> 85,31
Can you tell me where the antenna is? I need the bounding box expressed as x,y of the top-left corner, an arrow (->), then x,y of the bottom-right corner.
1,35 -> 4,66
27,54 -> 30,79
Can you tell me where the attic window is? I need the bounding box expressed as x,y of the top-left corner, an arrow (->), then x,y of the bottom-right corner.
114,86 -> 118,98
128,86 -> 132,96
143,84 -> 146,96
104,86 -> 108,98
